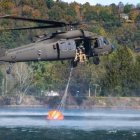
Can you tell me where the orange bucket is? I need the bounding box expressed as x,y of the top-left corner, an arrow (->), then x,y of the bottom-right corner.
47,110 -> 64,120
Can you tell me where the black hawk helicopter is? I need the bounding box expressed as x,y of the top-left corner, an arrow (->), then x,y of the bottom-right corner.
0,15 -> 114,73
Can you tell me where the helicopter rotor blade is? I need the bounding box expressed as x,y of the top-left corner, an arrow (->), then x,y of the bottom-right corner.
0,25 -> 65,31
0,15 -> 67,26
0,15 -> 81,31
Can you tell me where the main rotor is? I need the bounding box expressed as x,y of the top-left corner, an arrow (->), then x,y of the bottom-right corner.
0,15 -> 79,31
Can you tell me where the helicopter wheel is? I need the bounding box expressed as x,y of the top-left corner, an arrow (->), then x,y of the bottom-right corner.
71,60 -> 78,68
93,56 -> 100,65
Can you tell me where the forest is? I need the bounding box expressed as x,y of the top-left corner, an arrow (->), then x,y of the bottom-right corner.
0,0 -> 140,98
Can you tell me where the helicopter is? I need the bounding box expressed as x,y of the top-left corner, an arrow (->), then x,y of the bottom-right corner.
0,15 -> 114,73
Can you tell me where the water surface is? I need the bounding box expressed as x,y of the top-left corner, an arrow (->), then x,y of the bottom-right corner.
0,107 -> 140,140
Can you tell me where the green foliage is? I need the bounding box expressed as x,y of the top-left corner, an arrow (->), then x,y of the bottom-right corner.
45,0 -> 54,8
84,10 -> 98,21
100,46 -> 139,96
136,14 -> 140,22
66,7 -> 76,18
30,61 -> 70,91
0,32 -> 16,49
124,4 -> 133,14
48,5 -> 65,20
99,11 -> 113,22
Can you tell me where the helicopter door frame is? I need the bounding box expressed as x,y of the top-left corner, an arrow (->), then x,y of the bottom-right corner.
55,43 -> 60,59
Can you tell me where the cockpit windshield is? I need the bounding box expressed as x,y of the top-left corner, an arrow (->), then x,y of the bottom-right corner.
103,37 -> 109,45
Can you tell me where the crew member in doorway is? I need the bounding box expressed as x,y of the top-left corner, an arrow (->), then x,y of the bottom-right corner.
74,41 -> 87,62
79,42 -> 87,62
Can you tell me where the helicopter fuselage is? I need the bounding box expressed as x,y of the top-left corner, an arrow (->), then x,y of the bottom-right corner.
0,30 -> 113,63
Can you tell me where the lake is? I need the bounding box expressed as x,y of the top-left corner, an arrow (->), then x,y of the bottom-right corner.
0,107 -> 140,140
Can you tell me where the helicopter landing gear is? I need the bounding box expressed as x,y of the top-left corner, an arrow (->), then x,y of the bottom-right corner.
6,63 -> 14,74
93,56 -> 100,65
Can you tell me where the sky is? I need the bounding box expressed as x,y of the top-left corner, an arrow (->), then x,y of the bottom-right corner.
63,0 -> 140,6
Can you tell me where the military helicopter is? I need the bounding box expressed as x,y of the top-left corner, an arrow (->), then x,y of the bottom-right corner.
0,15 -> 114,73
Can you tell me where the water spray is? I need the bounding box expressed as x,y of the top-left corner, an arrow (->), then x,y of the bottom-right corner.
47,67 -> 73,120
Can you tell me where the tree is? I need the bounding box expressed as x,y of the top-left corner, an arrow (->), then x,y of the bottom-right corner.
110,3 -> 118,15
136,14 -> 140,22
12,63 -> 33,104
0,1 -> 15,14
118,2 -> 124,13
84,9 -> 98,21
129,10 -> 139,21
100,46 -> 137,96
45,0 -> 54,8
124,4 -> 133,14
48,5 -> 65,20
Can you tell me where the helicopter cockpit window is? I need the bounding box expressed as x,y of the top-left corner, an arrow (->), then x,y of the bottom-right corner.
103,37 -> 109,45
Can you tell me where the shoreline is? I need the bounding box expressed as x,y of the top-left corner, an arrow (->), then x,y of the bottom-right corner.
1,105 -> 140,110
1,95 -> 140,109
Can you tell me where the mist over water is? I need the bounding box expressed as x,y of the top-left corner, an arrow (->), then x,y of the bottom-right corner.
0,107 -> 140,140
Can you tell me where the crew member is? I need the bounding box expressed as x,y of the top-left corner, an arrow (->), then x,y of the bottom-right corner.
79,42 -> 87,62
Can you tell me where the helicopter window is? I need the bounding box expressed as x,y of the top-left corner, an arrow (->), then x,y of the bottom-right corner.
58,41 -> 68,51
103,37 -> 109,45
67,40 -> 76,50
58,40 -> 76,51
